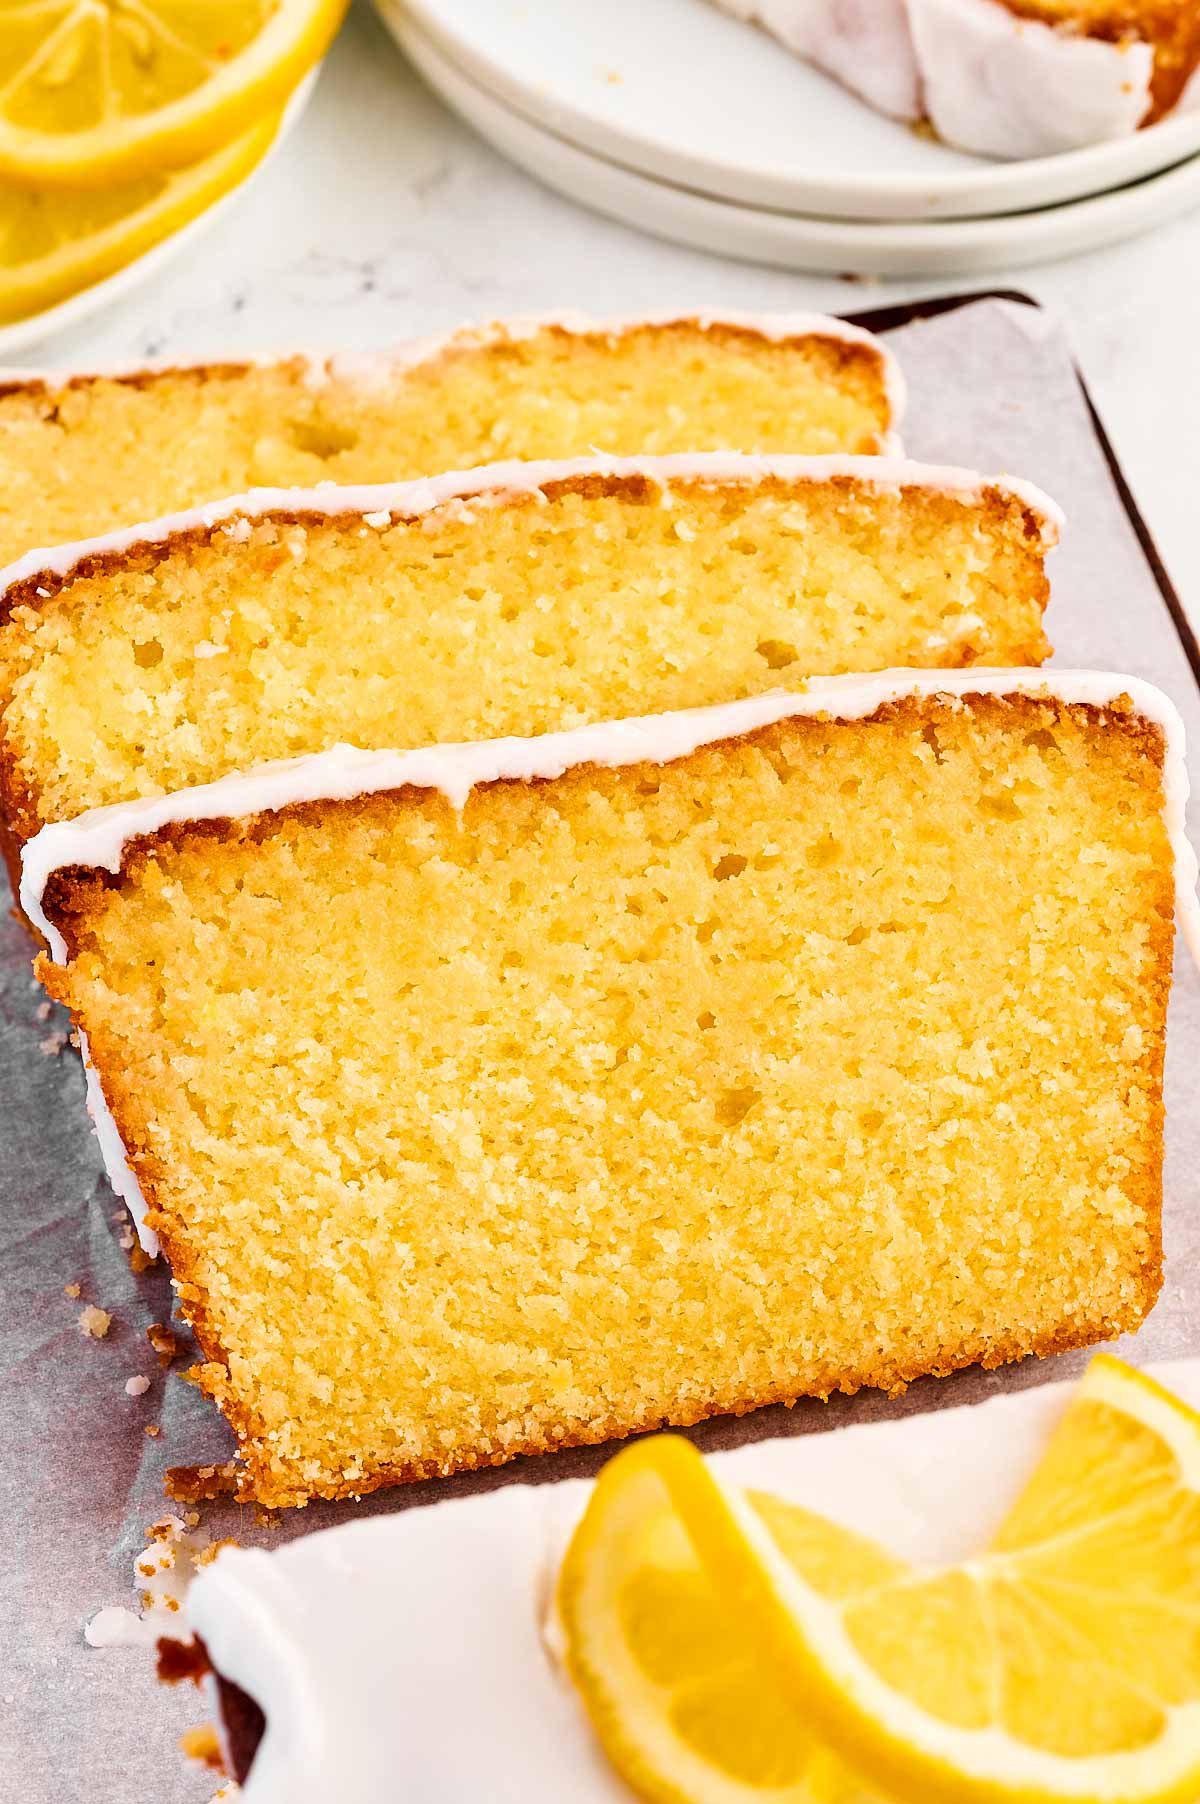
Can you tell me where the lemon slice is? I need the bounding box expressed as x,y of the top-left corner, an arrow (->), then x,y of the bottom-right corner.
0,108 -> 277,324
0,0 -> 347,188
569,1357 -> 1200,1804
559,1437 -> 888,1803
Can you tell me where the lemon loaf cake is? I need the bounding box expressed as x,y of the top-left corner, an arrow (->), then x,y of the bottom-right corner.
23,671 -> 1193,1509
0,454 -> 1058,866
0,309 -> 901,570
714,0 -> 1200,155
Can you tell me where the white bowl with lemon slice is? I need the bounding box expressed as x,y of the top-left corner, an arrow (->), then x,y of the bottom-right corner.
0,73 -> 314,356
0,0 -> 348,350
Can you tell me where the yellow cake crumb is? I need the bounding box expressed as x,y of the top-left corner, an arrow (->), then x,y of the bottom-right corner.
42,694 -> 1172,1508
0,316 -> 897,568
0,471 -> 1052,842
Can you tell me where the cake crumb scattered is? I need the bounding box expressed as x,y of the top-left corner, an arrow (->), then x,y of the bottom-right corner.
145,1424 -> 161,1438
180,1725 -> 223,1769
35,1000 -> 51,1021
78,1305 -> 111,1339
148,1321 -> 180,1367
130,1243 -> 156,1274
125,1374 -> 151,1397
63,1282 -> 80,1299
39,1031 -> 67,1057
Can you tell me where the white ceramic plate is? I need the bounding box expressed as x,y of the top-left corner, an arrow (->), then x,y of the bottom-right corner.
0,72 -> 317,360
378,0 -> 1200,222
396,20 -> 1200,278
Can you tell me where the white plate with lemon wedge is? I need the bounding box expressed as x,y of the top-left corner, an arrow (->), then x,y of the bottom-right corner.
0,0 -> 347,352
183,1356 -> 1200,1804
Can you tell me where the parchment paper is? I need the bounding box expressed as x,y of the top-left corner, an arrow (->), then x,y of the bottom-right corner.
2,296 -> 1197,1804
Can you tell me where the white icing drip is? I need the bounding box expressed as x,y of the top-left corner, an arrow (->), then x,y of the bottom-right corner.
905,0 -> 1155,158
710,0 -> 922,118
0,450 -> 1058,596
0,305 -> 904,450
181,1360 -> 1200,1804
22,670 -> 1199,1253
80,1029 -> 158,1256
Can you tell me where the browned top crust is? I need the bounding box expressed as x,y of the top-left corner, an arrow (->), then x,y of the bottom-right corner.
0,471 -> 1049,629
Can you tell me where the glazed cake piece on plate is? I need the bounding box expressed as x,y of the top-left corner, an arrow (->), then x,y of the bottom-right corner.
25,672 -> 1192,1509
908,0 -> 1200,158
708,1 -> 922,120
0,308 -> 902,568
715,0 -> 1200,156
0,454 -> 1058,863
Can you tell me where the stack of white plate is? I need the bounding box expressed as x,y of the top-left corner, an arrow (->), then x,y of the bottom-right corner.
375,0 -> 1200,276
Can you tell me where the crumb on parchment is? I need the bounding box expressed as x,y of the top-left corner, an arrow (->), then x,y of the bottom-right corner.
180,1725 -> 223,1769
78,1305 -> 111,1339
147,1322 -> 180,1367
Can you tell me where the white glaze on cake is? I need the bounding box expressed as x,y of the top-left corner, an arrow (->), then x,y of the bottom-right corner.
711,0 -> 1169,157
0,305 -> 905,450
0,450 -> 1058,599
709,0 -> 922,119
21,669 -> 1198,1255
908,0 -> 1156,158
179,1360 -> 1200,1803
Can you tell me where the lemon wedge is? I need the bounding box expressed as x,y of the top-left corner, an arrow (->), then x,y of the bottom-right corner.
559,1435 -> 887,1803
0,108 -> 277,324
560,1357 -> 1200,1804
0,0 -> 347,187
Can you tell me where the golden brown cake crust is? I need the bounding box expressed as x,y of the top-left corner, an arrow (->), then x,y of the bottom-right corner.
0,318 -> 883,407
0,470 -> 1053,869
37,694 -> 1171,1511
0,473 -> 1049,628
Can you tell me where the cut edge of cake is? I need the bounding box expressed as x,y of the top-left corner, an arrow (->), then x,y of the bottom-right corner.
24,665 -> 1193,1265
0,451 -> 1063,889
0,449 -> 1056,603
0,306 -> 905,439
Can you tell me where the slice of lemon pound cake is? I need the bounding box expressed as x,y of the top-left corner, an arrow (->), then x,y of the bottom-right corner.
908,0 -> 1200,156
0,310 -> 900,569
27,672 -> 1190,1509
0,455 -> 1058,854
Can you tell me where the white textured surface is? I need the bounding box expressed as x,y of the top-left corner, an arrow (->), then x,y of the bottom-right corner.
186,1359 -> 1200,1803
